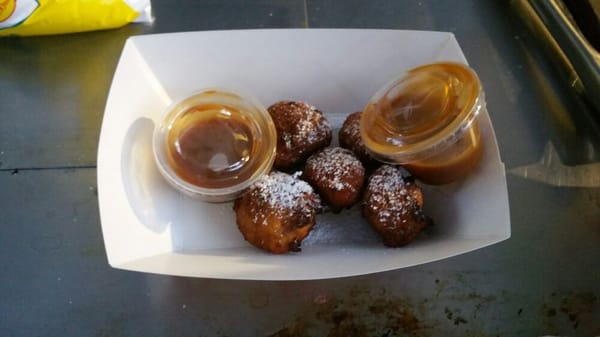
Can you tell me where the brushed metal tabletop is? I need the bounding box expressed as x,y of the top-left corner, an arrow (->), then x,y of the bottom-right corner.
0,1 -> 598,336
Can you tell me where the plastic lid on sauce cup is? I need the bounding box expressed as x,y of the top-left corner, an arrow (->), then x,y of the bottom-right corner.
153,88 -> 277,202
360,62 -> 484,167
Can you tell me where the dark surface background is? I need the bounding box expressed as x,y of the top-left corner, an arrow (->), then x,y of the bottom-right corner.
0,1 -> 598,336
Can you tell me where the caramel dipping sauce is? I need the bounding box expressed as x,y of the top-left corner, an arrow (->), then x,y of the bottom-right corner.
153,89 -> 276,202
361,62 -> 484,185
403,122 -> 483,184
167,105 -> 257,188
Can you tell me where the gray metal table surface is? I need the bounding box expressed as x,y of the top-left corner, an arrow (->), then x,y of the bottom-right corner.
1,1 -> 598,336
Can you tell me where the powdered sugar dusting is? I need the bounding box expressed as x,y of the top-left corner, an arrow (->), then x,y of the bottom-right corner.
338,111 -> 378,167
297,103 -> 332,146
303,206 -> 380,245
269,101 -> 332,149
364,165 -> 419,225
248,171 -> 320,224
305,147 -> 364,192
341,112 -> 361,140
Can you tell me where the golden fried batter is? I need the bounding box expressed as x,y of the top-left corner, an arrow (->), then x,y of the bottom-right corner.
303,147 -> 365,212
267,101 -> 332,170
338,111 -> 380,169
362,165 -> 432,247
233,171 -> 321,254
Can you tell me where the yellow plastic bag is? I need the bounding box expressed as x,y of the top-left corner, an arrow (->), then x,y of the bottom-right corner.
0,0 -> 152,36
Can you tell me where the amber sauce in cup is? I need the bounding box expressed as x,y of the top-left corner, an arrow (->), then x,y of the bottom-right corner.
361,62 -> 484,185
403,122 -> 483,184
154,89 -> 276,202
167,103 -> 258,189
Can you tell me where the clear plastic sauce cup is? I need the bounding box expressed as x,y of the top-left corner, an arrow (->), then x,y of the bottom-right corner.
153,88 -> 277,202
360,62 -> 485,185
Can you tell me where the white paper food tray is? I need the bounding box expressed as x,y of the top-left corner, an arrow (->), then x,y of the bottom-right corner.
97,29 -> 510,280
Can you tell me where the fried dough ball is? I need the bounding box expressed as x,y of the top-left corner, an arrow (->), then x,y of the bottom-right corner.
268,101 -> 332,170
338,111 -> 380,169
362,165 -> 432,247
233,171 -> 321,254
303,147 -> 365,212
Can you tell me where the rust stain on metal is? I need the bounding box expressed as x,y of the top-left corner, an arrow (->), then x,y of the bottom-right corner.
540,290 -> 598,334
267,288 -> 429,337
558,291 -> 597,329
266,275 -> 599,337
